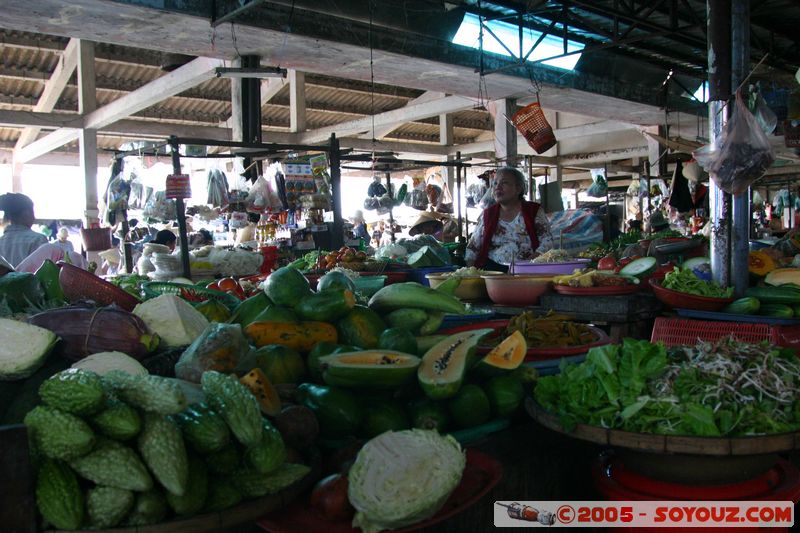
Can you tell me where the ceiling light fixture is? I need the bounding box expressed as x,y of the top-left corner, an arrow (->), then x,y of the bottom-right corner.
215,66 -> 287,79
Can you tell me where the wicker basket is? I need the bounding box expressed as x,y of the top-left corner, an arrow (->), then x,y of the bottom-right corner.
81,227 -> 112,252
512,100 -> 557,154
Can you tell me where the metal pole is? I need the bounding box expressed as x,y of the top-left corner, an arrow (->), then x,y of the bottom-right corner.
707,0 -> 732,287
604,163 -> 611,242
645,161 -> 652,225
730,0 -> 750,296
527,156 -> 534,202
385,171 -> 395,243
329,133 -> 344,249
169,136 -> 191,278
456,151 -> 463,241
543,168 -> 549,213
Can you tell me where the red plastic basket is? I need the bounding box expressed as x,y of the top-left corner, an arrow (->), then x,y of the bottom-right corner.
511,100 -> 557,154
771,325 -> 800,352
650,317 -> 771,346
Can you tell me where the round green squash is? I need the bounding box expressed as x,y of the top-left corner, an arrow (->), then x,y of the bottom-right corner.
336,305 -> 386,349
264,266 -> 312,308
378,328 -> 418,354
447,384 -> 491,429
318,271 -> 356,293
253,345 -> 307,385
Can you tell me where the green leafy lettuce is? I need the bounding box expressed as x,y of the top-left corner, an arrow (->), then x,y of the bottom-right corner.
535,337 -> 800,437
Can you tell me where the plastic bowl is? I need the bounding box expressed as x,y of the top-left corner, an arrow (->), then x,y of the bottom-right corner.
649,278 -> 735,311
426,271 -> 503,301
58,262 -> 141,312
354,275 -> 386,298
509,259 -> 590,275
482,275 -> 553,306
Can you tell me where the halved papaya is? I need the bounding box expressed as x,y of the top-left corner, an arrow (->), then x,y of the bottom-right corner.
319,350 -> 420,389
240,368 -> 282,416
417,329 -> 493,400
474,330 -> 527,377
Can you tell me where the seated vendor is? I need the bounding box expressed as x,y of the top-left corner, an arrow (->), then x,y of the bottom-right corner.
465,167 -> 553,272
152,229 -> 177,252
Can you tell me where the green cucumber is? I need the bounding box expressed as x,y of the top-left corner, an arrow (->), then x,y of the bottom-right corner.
759,303 -> 794,318
722,297 -> 760,315
745,286 -> 800,305
619,257 -> 657,278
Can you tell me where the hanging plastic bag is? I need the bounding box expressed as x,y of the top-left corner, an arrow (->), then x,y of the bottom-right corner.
750,89 -> 777,135
693,90 -> 774,196
586,168 -> 608,198
207,168 -> 229,208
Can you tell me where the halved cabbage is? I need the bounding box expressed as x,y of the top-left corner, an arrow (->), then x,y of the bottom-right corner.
71,351 -> 148,376
133,294 -> 209,347
348,429 -> 466,533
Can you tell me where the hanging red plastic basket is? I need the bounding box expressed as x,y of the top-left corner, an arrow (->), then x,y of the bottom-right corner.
512,99 -> 557,154
80,227 -> 112,252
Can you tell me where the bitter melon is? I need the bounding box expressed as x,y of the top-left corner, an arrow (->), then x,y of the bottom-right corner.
201,371 -> 262,447
138,413 -> 189,496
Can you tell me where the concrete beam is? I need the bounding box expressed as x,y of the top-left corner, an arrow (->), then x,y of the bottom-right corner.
15,56 -> 225,163
557,146 -> 650,167
298,95 -> 476,144
261,78 -> 286,109
0,110 -> 83,129
13,38 -> 78,151
0,0 -> 704,127
362,91 -> 446,140
84,57 -> 225,130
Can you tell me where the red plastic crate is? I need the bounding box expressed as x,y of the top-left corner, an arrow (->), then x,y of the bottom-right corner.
650,317 -> 772,346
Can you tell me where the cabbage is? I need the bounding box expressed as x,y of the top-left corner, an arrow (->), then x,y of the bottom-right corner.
71,351 -> 148,376
133,294 -> 209,347
348,430 -> 465,533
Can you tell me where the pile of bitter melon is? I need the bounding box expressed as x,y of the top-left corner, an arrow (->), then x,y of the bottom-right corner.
25,368 -> 309,530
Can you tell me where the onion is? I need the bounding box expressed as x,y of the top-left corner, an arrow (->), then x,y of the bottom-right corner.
310,473 -> 355,522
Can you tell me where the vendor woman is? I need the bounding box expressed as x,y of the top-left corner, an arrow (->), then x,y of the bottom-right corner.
465,167 -> 554,271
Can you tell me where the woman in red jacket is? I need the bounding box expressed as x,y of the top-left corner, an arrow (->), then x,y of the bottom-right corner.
465,167 -> 553,272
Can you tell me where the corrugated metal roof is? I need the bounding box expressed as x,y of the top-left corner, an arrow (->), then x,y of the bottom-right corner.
0,28 -> 489,151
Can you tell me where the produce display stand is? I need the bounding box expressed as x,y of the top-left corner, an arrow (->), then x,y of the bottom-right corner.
490,291 -> 662,342
112,134 -> 348,279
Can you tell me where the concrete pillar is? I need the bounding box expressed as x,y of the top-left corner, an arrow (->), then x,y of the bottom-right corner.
11,162 -> 23,193
440,113 -> 455,196
289,70 -> 306,133
707,0 -> 732,287
493,98 -> 519,166
730,0 -> 750,296
77,40 -> 98,225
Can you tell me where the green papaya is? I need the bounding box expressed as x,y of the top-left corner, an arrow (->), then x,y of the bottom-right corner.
228,292 -> 272,327
296,383 -> 362,438
296,289 -> 356,322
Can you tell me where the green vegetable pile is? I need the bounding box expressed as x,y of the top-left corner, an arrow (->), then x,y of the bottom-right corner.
535,337 -> 800,437
288,250 -> 329,271
109,274 -> 150,298
662,267 -> 733,298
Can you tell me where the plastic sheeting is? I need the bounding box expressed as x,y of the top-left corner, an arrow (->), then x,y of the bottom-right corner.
547,209 -> 603,252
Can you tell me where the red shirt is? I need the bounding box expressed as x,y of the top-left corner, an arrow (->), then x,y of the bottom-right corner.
474,201 -> 541,268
